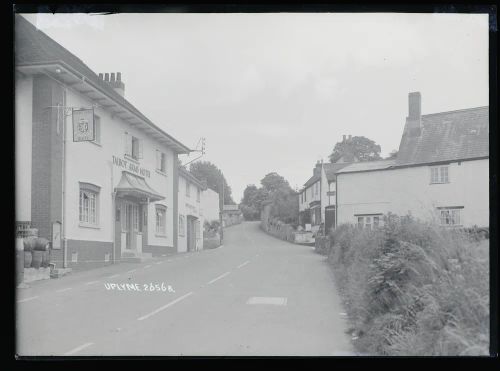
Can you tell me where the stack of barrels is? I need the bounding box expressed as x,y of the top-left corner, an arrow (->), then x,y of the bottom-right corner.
23,229 -> 51,269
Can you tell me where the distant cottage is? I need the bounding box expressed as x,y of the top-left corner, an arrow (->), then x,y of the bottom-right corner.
336,92 -> 489,229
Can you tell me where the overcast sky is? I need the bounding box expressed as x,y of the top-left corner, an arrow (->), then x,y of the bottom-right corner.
21,13 -> 488,202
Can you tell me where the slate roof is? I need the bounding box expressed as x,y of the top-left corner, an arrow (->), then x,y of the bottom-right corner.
335,159 -> 396,174
303,173 -> 321,188
15,15 -> 191,153
323,162 -> 353,181
396,106 -> 489,166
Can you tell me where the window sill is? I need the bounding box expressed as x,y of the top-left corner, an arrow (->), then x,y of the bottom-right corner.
124,154 -> 140,164
155,233 -> 167,238
79,223 -> 100,230
430,181 -> 450,185
156,169 -> 167,177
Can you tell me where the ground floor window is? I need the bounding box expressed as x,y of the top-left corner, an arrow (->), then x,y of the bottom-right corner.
79,183 -> 100,227
155,205 -> 167,236
356,214 -> 382,230
438,207 -> 462,226
179,215 -> 185,236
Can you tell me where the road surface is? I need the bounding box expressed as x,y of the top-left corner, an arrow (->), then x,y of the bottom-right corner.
17,221 -> 354,356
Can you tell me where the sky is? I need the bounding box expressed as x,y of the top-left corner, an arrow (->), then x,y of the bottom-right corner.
21,12 -> 489,202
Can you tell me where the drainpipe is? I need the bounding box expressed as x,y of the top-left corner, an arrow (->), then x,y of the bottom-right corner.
110,161 -> 115,264
60,93 -> 68,268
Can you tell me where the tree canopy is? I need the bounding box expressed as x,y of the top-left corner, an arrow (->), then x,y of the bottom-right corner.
189,161 -> 235,204
329,136 -> 382,163
240,172 -> 298,225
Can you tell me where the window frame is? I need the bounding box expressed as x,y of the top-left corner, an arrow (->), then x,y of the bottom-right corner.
79,182 -> 100,228
438,207 -> 463,227
92,115 -> 101,145
430,165 -> 450,184
155,205 -> 167,236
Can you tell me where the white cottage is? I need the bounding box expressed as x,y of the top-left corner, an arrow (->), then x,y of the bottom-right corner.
336,92 -> 489,229
177,167 -> 206,252
15,15 -> 192,270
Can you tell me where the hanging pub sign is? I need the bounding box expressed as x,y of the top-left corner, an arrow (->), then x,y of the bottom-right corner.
73,108 -> 95,142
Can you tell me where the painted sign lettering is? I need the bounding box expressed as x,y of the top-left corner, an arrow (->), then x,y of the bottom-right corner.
112,155 -> 151,178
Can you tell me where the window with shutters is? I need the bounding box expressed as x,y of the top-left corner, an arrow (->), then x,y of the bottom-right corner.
79,183 -> 100,227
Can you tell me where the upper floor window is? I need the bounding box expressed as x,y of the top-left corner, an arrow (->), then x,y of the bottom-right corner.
438,207 -> 462,226
430,165 -> 449,184
79,183 -> 100,227
124,132 -> 143,160
186,181 -> 190,197
156,150 -> 166,173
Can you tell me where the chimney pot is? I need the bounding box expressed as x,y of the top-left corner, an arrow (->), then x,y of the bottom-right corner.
111,73 -> 115,82
117,72 -> 121,82
343,135 -> 346,142
348,135 -> 352,140
408,92 -> 421,120
104,73 -> 109,82
98,73 -> 103,80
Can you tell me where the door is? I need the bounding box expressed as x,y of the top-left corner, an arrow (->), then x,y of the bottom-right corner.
325,206 -> 336,234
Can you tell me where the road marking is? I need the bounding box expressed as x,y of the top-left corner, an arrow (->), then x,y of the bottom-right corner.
246,297 -> 287,306
137,292 -> 194,321
85,280 -> 100,285
127,269 -> 137,273
17,296 -> 39,303
56,288 -> 72,293
64,342 -> 94,355
207,271 -> 230,285
109,274 -> 120,278
144,265 -> 152,269
237,261 -> 250,269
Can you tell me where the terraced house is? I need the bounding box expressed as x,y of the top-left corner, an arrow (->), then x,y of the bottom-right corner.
336,92 -> 489,229
15,15 -> 192,271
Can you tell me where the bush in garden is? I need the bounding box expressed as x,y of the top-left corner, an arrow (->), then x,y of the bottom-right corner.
328,213 -> 489,356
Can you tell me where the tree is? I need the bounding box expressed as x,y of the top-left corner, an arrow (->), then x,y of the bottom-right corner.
189,161 -> 235,204
329,136 -> 382,163
240,184 -> 269,221
260,172 -> 290,194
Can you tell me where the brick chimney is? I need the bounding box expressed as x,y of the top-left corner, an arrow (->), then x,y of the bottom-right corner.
313,160 -> 322,177
406,92 -> 422,136
99,72 -> 125,97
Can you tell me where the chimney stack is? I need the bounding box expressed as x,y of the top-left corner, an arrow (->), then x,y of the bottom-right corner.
348,134 -> 352,141
406,92 -> 422,137
99,72 -> 125,97
343,134 -> 346,142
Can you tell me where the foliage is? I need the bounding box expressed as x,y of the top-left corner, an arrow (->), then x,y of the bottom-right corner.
329,136 -> 382,163
387,149 -> 398,159
328,214 -> 489,356
189,161 -> 235,204
240,172 -> 298,224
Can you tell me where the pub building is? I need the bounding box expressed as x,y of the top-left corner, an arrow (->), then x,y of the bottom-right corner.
15,15 -> 192,271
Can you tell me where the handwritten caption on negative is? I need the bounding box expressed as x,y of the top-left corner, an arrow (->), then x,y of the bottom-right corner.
104,282 -> 175,292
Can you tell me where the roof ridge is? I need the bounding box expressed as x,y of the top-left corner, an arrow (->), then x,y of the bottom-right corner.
422,106 -> 488,118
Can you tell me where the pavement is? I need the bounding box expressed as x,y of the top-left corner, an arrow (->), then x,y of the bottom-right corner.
16,221 -> 355,356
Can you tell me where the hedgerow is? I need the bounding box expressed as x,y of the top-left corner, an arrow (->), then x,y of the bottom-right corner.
328,213 -> 489,356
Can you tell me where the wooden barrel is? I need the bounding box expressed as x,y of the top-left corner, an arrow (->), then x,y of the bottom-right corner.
24,251 -> 32,268
32,251 -> 43,269
33,237 -> 50,251
23,236 -> 37,251
41,251 -> 50,267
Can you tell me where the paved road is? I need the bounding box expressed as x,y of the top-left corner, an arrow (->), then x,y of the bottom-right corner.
17,221 -> 354,356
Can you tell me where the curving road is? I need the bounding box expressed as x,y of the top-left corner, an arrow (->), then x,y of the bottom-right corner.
16,221 -> 354,356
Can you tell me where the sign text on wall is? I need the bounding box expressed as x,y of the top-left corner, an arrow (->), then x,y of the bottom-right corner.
112,155 -> 151,178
